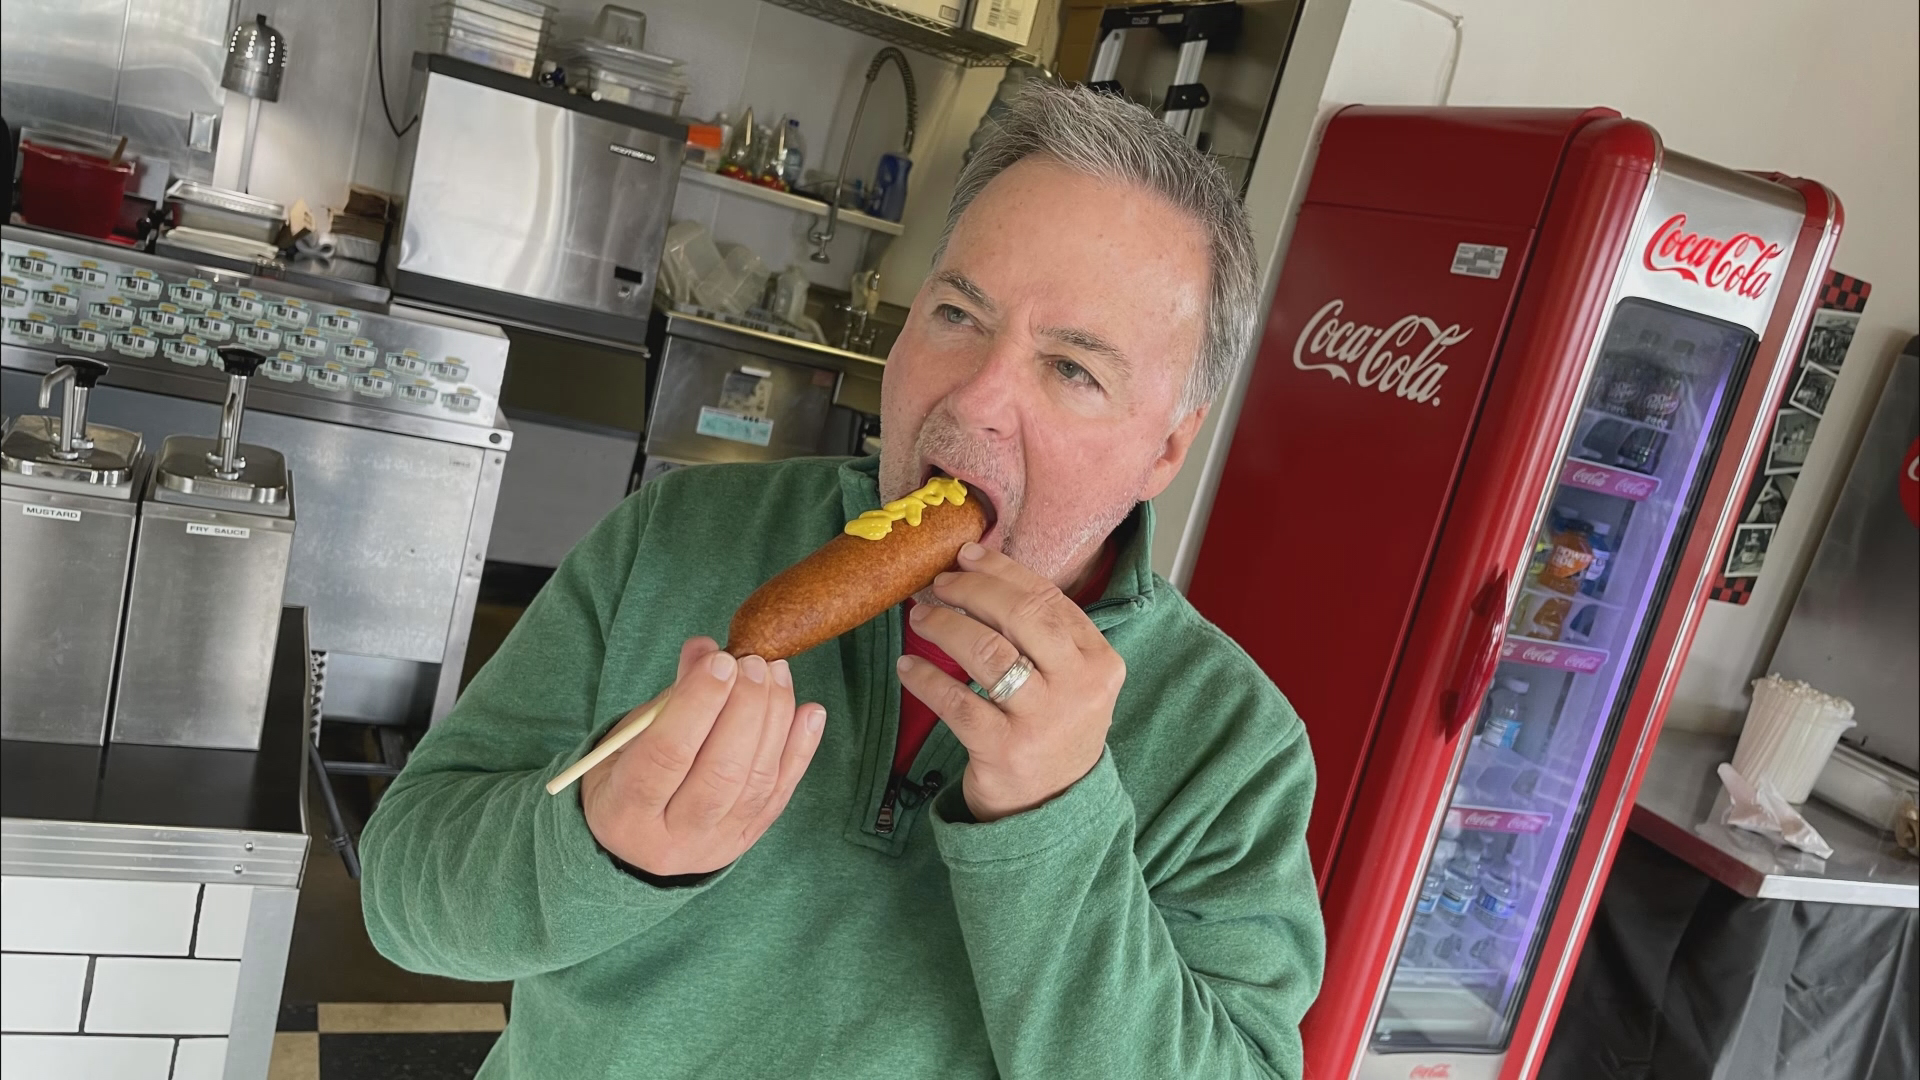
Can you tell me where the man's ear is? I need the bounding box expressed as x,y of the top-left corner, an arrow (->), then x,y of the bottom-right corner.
1141,404 -> 1209,501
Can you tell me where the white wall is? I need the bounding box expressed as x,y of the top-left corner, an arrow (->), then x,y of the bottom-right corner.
1294,0 -> 1919,732
209,0 -> 1031,306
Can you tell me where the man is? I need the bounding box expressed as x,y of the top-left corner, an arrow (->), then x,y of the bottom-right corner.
361,83 -> 1323,1079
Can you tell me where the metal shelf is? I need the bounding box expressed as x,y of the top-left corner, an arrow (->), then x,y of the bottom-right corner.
760,0 -> 1040,68
680,166 -> 906,237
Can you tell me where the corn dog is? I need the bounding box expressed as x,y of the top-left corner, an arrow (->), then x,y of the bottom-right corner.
727,475 -> 986,660
547,476 -> 985,795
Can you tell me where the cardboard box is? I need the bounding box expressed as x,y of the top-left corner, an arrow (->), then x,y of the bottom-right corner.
966,0 -> 1037,46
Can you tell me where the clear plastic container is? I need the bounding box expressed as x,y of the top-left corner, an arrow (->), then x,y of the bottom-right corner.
430,3 -> 546,48
429,19 -> 540,76
694,244 -> 770,316
572,67 -> 686,115
554,39 -> 687,113
443,0 -> 555,32
659,222 -> 723,308
591,4 -> 646,48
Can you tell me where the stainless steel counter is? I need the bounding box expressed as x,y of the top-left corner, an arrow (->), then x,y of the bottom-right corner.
1631,730 -> 1918,907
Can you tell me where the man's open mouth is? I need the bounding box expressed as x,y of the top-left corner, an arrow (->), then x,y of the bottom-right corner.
923,464 -> 999,532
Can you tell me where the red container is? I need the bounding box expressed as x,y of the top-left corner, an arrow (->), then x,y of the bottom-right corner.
18,140 -> 135,238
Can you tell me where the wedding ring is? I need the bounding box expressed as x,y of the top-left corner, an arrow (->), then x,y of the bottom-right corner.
987,653 -> 1036,704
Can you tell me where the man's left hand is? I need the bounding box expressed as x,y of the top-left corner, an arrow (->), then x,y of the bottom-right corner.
897,542 -> 1124,822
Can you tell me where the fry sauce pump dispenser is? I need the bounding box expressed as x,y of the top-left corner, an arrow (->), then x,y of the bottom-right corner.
113,346 -> 297,749
1,357 -> 148,744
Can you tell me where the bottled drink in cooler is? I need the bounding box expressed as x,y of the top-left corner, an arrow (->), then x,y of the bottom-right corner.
1474,855 -> 1520,930
1479,679 -> 1529,749
1535,518 -> 1594,595
1469,935 -> 1512,970
1470,758 -> 1541,803
1581,523 -> 1613,595
1600,345 -> 1655,415
1436,838 -> 1483,924
1614,426 -> 1663,473
1636,344 -> 1690,428
1578,417 -> 1630,461
1414,865 -> 1443,921
1433,932 -> 1465,964
1567,602 -> 1599,644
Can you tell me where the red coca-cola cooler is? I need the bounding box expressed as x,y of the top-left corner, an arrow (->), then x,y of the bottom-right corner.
1187,108 -> 1840,1080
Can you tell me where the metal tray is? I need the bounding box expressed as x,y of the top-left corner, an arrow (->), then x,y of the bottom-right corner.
166,181 -> 286,244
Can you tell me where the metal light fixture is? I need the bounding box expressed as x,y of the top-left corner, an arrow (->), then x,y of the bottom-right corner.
222,13 -> 288,193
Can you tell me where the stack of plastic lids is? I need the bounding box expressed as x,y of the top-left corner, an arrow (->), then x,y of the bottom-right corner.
554,38 -> 689,116
428,0 -> 556,78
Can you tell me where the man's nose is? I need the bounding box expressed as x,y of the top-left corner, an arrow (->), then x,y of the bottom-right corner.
945,335 -> 1027,439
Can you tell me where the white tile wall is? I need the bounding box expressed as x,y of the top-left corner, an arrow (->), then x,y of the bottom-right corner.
85,958 -> 238,1037
0,878 -> 198,957
0,953 -> 90,1033
0,1034 -> 175,1080
170,1037 -> 230,1080
193,885 -> 253,961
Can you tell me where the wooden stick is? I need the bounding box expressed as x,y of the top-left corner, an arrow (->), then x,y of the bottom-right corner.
545,692 -> 670,795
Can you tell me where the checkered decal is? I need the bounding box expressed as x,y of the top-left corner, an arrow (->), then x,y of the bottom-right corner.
1820,272 -> 1872,313
1708,577 -> 1755,604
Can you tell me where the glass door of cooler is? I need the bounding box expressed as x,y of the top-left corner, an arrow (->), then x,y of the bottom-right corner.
1368,298 -> 1758,1056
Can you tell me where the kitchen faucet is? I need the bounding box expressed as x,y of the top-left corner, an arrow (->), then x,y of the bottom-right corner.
810,47 -> 917,263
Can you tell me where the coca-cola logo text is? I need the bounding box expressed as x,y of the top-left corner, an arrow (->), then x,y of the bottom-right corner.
1643,214 -> 1783,300
1410,1066 -> 1453,1080
1292,299 -> 1470,407
1566,464 -> 1657,500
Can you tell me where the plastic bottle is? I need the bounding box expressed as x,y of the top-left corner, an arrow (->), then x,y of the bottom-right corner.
1567,603 -> 1599,644
1636,340 -> 1693,428
1581,523 -> 1613,597
1414,864 -> 1444,921
1535,517 -> 1594,595
1615,426 -> 1662,473
1473,855 -> 1520,930
1433,932 -> 1465,964
1435,837 -> 1483,925
1479,679 -> 1529,749
779,116 -> 806,189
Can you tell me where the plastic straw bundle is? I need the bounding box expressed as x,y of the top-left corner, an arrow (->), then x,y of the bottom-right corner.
1730,674 -> 1857,803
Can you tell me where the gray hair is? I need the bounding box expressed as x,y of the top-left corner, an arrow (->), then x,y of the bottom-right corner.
935,81 -> 1259,415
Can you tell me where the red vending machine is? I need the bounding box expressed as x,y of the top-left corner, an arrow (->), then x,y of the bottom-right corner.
1187,108 -> 1840,1080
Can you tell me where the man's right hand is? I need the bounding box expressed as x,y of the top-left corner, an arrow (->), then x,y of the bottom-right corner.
581,638 -> 826,877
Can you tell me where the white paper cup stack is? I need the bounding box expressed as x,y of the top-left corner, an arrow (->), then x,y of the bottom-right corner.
1731,674 -> 1857,803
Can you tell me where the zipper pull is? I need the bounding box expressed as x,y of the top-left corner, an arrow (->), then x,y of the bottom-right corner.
875,776 -> 901,835
874,771 -> 944,836
899,770 -> 944,810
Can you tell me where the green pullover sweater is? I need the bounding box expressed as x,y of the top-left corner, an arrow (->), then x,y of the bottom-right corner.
360,456 -> 1323,1079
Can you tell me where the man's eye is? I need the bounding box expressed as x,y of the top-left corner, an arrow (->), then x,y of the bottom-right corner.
935,304 -> 972,326
1053,359 -> 1097,387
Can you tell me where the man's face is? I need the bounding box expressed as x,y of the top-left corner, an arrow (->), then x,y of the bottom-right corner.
878,157 -> 1212,588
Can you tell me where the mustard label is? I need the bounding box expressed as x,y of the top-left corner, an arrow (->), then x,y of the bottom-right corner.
844,477 -> 969,540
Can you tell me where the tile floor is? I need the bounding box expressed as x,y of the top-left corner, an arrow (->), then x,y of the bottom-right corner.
269,1002 -> 505,1080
